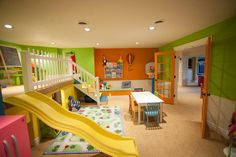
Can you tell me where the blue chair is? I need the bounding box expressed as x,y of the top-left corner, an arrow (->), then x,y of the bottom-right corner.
144,103 -> 160,128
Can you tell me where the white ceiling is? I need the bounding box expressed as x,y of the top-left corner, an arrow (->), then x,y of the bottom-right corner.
0,0 -> 236,48
179,45 -> 205,57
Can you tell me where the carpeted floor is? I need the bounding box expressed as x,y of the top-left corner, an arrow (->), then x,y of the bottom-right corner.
32,86 -> 226,157
44,106 -> 124,155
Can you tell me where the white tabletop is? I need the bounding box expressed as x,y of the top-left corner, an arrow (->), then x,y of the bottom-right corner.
131,91 -> 164,104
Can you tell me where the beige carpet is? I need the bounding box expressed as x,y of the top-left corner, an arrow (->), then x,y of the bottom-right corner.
32,87 -> 226,157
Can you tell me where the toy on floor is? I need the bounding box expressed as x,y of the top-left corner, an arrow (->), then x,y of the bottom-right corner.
101,81 -> 107,90
68,96 -> 80,112
100,81 -> 111,90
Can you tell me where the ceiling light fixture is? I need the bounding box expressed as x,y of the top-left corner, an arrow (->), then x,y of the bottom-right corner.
4,24 -> 13,29
51,42 -> 55,45
135,42 -> 139,45
149,26 -> 155,31
96,43 -> 99,46
84,27 -> 91,32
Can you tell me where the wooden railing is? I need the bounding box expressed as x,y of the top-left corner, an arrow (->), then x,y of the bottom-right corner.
72,62 -> 100,102
22,50 -> 72,91
21,49 -> 100,104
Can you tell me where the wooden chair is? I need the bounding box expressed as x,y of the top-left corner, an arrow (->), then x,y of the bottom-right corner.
129,88 -> 144,114
129,95 -> 144,121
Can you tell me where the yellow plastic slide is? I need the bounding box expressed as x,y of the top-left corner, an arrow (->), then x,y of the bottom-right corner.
4,91 -> 139,157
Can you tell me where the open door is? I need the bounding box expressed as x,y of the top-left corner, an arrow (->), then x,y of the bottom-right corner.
154,52 -> 175,104
201,37 -> 211,138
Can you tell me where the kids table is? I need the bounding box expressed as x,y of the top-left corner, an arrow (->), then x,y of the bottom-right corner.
131,91 -> 164,124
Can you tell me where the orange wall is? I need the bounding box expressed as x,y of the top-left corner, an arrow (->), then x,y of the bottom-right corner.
94,48 -> 158,80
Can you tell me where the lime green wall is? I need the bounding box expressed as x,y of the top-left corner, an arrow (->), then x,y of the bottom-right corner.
0,40 -> 61,54
0,40 -> 95,76
0,40 -> 23,52
20,45 -> 62,54
62,48 -> 95,75
159,16 -> 236,100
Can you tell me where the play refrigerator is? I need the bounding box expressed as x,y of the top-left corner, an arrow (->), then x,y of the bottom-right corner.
0,115 -> 32,157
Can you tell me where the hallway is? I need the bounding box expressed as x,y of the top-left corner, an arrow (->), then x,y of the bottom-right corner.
176,86 -> 202,122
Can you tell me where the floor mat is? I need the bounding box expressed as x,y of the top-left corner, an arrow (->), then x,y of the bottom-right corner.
44,105 -> 124,154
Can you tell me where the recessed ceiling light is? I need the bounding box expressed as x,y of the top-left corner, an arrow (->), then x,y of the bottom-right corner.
96,43 -> 99,46
149,26 -> 155,30
84,27 -> 91,32
135,42 -> 139,45
51,42 -> 55,45
4,24 -> 13,29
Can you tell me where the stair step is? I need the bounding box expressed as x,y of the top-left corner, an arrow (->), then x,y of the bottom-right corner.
81,84 -> 87,89
94,92 -> 102,98
74,84 -> 98,103
88,89 -> 94,93
73,73 -> 100,104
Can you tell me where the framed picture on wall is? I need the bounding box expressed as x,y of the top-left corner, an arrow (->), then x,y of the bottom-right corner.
104,62 -> 123,79
197,57 -> 205,75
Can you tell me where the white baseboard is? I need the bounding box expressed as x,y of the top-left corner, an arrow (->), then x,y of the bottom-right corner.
207,120 -> 229,139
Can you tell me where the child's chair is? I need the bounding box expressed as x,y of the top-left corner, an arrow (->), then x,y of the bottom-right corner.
144,103 -> 160,128
129,88 -> 144,114
130,95 -> 144,121
68,96 -> 80,111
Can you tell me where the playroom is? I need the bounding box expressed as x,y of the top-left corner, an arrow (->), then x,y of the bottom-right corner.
1,1 -> 236,157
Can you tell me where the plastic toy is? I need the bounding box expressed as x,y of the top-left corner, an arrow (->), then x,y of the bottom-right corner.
101,81 -> 109,90
106,84 -> 111,89
68,96 -> 80,111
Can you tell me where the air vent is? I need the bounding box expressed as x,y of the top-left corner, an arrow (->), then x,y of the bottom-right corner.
78,22 -> 87,25
155,20 -> 164,24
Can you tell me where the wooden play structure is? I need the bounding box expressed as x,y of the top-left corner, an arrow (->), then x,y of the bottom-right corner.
21,49 -> 101,104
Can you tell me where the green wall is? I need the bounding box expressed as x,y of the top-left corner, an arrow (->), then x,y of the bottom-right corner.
62,48 -> 95,75
0,40 -> 61,54
159,16 -> 236,100
0,40 -> 95,75
0,40 -> 23,52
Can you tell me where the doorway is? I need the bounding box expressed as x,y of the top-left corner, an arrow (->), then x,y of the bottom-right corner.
174,37 -> 211,138
176,46 -> 205,122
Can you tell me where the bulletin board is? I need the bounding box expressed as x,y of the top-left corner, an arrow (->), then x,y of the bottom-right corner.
104,62 -> 123,79
0,46 -> 21,66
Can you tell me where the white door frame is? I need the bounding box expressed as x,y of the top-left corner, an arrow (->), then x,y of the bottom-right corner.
173,37 -> 208,104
